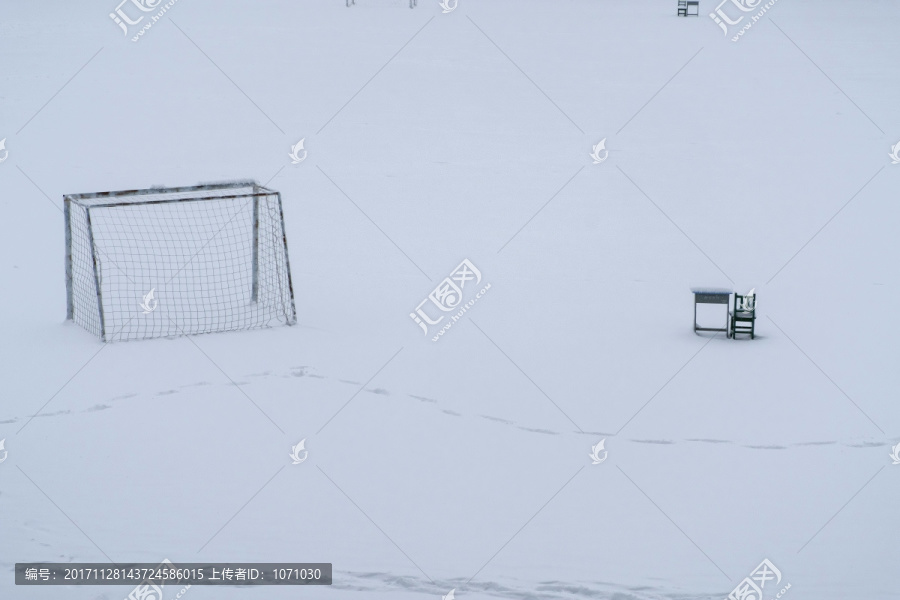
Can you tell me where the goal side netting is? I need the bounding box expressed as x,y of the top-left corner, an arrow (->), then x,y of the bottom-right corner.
65,182 -> 296,342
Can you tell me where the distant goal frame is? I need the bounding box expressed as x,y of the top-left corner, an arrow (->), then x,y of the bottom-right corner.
64,181 -> 297,342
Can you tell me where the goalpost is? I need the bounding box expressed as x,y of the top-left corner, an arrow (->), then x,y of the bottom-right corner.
64,181 -> 297,342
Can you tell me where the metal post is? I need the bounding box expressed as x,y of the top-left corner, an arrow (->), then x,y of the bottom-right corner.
693,297 -> 697,333
251,195 -> 260,302
85,208 -> 107,342
64,197 -> 74,321
276,192 -> 297,325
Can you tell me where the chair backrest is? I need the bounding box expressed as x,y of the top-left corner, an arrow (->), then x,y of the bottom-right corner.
734,293 -> 756,313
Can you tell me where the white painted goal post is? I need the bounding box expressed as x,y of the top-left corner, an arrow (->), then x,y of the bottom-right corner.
64,181 -> 296,342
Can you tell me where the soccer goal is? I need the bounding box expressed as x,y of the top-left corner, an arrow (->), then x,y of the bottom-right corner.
64,181 -> 297,342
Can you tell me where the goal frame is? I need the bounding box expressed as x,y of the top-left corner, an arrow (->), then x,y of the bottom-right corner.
64,181 -> 297,341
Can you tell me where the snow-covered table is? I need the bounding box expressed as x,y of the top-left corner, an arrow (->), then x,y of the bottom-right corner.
677,0 -> 699,16
691,287 -> 732,334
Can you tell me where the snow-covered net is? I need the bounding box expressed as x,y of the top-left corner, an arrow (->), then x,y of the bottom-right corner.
65,182 -> 296,342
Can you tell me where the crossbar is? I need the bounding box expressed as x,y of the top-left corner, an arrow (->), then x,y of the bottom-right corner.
65,181 -> 269,202
78,192 -> 266,210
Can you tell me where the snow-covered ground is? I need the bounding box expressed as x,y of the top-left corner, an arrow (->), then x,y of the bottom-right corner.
1,1 -> 899,599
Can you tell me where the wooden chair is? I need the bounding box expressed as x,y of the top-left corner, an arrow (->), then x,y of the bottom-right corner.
728,293 -> 756,339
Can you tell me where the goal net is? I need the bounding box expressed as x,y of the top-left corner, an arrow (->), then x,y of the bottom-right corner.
65,181 -> 296,342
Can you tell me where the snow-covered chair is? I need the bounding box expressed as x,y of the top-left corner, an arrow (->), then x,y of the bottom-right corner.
728,292 -> 757,339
